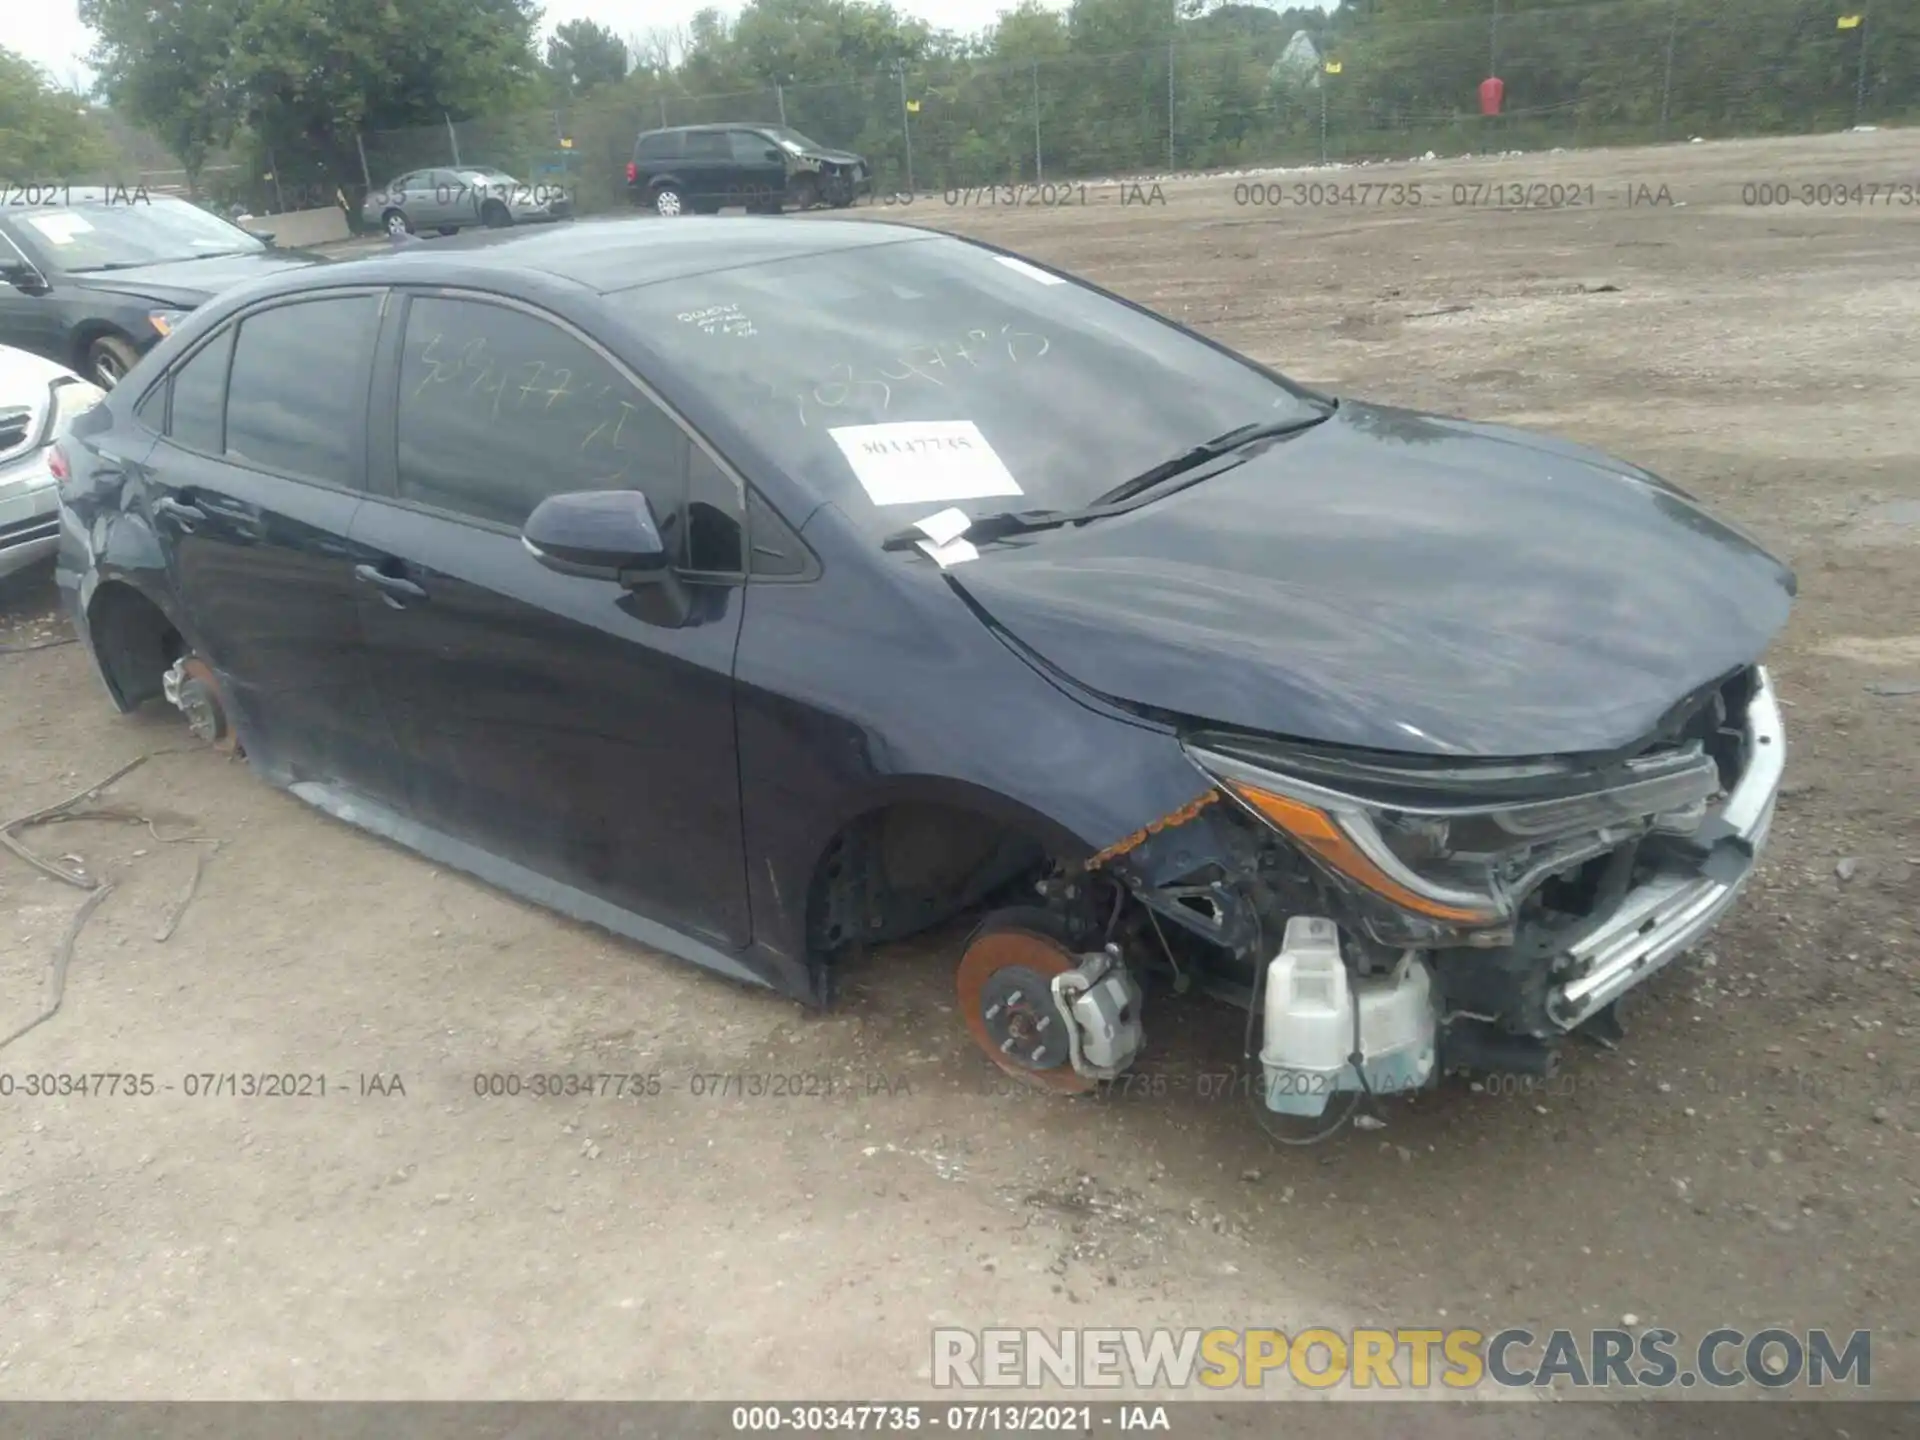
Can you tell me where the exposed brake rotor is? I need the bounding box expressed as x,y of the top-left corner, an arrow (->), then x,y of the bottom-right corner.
169,657 -> 239,754
956,922 -> 1098,1095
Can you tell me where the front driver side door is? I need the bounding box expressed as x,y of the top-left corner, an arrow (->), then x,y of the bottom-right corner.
348,290 -> 752,947
726,130 -> 787,209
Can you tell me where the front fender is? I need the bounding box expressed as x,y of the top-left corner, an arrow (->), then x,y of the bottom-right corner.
736,512 -> 1217,983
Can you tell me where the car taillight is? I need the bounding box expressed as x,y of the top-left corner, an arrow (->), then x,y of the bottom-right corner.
49,442 -> 70,488
626,162 -> 638,183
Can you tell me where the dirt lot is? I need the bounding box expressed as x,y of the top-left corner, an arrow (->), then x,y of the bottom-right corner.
2,129 -> 1917,1416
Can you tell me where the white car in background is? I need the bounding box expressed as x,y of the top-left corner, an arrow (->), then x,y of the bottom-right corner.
1,345 -> 103,580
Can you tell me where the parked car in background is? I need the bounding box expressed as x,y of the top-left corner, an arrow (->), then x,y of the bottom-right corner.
1,344 -> 101,579
0,191 -> 324,389
626,124 -> 872,216
362,168 -> 574,238
53,218 -> 1792,1128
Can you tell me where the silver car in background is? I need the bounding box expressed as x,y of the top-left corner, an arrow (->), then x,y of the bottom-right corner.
360,167 -> 574,238
1,345 -> 103,580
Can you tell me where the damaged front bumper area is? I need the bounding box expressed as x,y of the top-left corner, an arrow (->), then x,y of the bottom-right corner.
1149,665 -> 1785,1111
1540,670 -> 1782,1030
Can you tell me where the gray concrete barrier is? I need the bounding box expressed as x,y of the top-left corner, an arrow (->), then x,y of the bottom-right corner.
241,206 -> 352,247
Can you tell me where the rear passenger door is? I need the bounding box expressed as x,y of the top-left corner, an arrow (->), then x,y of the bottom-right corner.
348,290 -> 753,947
138,289 -> 406,797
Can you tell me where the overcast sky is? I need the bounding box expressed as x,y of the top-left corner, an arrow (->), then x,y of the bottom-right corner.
17,0 -> 1080,88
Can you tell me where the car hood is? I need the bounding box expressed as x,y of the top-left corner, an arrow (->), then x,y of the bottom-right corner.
945,400 -> 1795,759
0,343 -> 82,394
65,249 -> 326,308
799,147 -> 865,166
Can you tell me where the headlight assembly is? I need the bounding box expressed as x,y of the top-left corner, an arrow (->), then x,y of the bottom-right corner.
1184,732 -> 1723,935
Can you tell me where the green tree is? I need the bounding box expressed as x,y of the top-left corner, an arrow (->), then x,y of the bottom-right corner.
81,0 -> 544,194
74,0 -> 239,189
0,48 -> 114,180
549,19 -> 630,97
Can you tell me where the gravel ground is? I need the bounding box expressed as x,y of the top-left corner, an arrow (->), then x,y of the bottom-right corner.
1,128 -> 1915,1416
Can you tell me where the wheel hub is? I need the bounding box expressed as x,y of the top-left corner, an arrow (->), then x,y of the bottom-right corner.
163,657 -> 239,754
978,965 -> 1072,1071
956,923 -> 1096,1094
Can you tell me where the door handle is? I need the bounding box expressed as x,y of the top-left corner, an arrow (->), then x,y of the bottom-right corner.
354,562 -> 429,608
153,495 -> 205,530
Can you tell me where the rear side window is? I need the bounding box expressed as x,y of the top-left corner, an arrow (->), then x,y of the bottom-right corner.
167,328 -> 233,453
224,294 -> 380,485
394,295 -> 737,566
684,130 -> 729,160
636,131 -> 681,160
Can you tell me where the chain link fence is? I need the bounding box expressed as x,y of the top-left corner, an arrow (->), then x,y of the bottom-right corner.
253,0 -> 1905,227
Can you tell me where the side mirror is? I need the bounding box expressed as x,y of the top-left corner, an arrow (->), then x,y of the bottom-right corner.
2,262 -> 49,295
244,229 -> 278,248
522,489 -> 670,584
765,148 -> 783,162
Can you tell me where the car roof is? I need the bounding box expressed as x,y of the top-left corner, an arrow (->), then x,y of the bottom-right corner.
303,216 -> 938,296
640,123 -> 771,136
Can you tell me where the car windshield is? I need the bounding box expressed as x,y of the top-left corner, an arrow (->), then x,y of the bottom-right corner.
606,234 -> 1323,541
17,198 -> 265,271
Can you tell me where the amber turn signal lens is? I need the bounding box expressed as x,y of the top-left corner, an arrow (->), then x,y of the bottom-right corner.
1225,781 -> 1498,925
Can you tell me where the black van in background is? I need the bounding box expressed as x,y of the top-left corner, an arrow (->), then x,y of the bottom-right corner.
625,124 -> 872,216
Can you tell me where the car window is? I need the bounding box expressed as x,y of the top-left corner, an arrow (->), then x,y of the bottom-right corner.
684,131 -> 729,160
166,327 -> 233,453
685,444 -> 745,573
224,294 -> 380,484
133,378 -> 166,433
395,296 -> 737,566
745,487 -> 811,578
728,131 -> 772,164
636,131 -> 681,160
607,234 -> 1324,543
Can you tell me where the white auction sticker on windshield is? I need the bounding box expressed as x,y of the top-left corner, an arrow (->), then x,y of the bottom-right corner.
828,421 -> 1022,507
994,255 -> 1065,285
26,213 -> 94,244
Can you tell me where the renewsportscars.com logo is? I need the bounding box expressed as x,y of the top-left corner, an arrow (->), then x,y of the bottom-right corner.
930,1327 -> 1871,1392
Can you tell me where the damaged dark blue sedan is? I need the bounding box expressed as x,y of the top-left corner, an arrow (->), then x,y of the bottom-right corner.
52,217 -> 1792,1127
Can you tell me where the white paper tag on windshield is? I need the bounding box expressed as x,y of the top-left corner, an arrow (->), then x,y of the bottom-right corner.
916,536 -> 979,568
994,255 -> 1065,285
26,213 -> 94,245
912,506 -> 974,546
828,421 -> 1022,507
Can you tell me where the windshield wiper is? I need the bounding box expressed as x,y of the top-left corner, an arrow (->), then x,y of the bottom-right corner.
1086,410 -> 1334,510
880,407 -> 1335,554
70,249 -> 257,273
